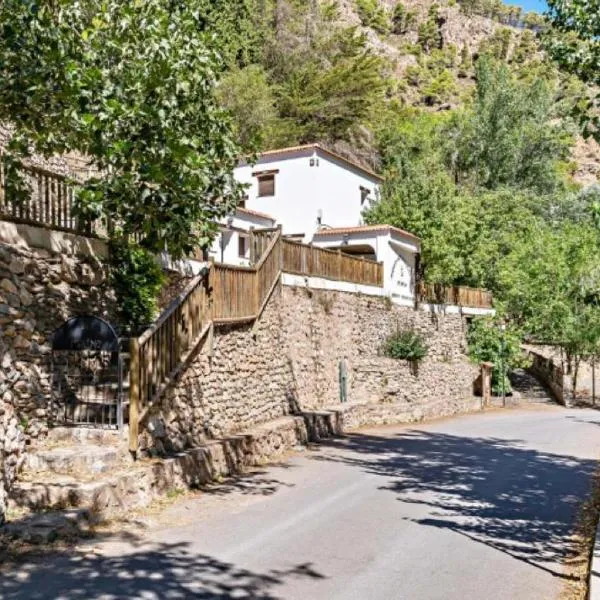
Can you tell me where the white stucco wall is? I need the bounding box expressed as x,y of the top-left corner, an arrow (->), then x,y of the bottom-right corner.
311,230 -> 419,305
236,148 -> 381,242
208,211 -> 274,267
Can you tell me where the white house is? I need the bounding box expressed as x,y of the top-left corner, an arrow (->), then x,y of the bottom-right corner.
235,144 -> 383,243
208,207 -> 276,267
311,225 -> 421,306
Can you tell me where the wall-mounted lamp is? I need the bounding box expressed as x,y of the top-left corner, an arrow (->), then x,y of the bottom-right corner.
226,216 -> 234,229
342,234 -> 349,246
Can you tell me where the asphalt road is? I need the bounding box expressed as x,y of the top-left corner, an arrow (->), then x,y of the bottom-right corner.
2,405 -> 600,600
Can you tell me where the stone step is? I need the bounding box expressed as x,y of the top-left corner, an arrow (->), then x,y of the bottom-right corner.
2,509 -> 94,545
8,416 -> 312,520
23,444 -> 126,476
46,426 -> 127,446
10,474 -> 112,512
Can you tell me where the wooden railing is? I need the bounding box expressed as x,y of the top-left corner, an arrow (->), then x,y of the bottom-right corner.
417,283 -> 493,309
281,239 -> 384,287
0,160 -> 95,235
250,227 -> 279,265
129,230 -> 284,452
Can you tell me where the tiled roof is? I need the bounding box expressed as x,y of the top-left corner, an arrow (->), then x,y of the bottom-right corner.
235,207 -> 276,223
313,224 -> 420,242
255,144 -> 384,182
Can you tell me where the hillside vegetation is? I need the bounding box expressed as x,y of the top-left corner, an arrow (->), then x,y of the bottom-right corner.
1,0 -> 599,386
217,0 -> 600,387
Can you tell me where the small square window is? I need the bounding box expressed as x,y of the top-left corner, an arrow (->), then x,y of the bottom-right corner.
238,195 -> 248,209
258,174 -> 275,197
238,235 -> 248,258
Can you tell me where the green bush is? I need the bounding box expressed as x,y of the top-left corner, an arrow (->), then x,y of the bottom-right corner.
356,0 -> 390,34
109,238 -> 165,336
383,330 -> 428,361
467,317 -> 525,395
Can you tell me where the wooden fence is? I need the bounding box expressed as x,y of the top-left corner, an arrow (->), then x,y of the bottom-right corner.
129,231 -> 283,451
417,283 -> 493,309
0,160 -> 95,235
281,239 -> 384,287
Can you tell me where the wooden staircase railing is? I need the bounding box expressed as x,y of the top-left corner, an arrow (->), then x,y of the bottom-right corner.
128,230 -> 283,452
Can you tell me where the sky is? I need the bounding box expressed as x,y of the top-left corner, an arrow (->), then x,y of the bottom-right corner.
506,0 -> 548,13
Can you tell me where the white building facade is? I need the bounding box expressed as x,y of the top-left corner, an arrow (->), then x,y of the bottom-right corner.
208,207 -> 276,267
312,225 -> 420,307
235,144 -> 383,243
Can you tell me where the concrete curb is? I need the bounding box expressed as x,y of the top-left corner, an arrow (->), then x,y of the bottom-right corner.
589,519 -> 600,600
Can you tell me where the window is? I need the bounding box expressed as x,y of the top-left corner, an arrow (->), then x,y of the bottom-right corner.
238,235 -> 248,258
238,195 -> 248,209
258,174 -> 275,197
360,186 -> 371,205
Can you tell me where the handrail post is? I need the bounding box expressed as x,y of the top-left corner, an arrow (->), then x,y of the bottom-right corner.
129,337 -> 140,457
249,227 -> 256,265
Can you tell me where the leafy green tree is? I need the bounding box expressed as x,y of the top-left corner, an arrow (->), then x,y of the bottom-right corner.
265,3 -> 387,144
355,0 -> 391,34
391,2 -> 418,34
217,65 -> 280,152
497,222 -> 600,391
366,111 -> 473,284
467,318 -> 526,394
0,0 -> 250,258
546,0 -> 600,140
445,57 -> 571,194
418,5 -> 443,53
479,28 -> 513,61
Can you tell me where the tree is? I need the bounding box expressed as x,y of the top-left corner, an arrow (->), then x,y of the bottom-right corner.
265,4 -> 387,145
366,111 -> 474,284
355,0 -> 391,34
445,57 -> 571,194
418,5 -> 444,53
467,318 -> 525,394
217,66 -> 280,152
546,0 -> 600,141
497,222 -> 600,392
0,0 -> 250,258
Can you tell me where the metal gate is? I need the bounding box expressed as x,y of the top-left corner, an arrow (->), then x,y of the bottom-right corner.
51,316 -> 124,430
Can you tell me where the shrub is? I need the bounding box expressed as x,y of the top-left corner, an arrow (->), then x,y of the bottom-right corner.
109,238 -> 165,336
383,330 -> 428,361
467,317 -> 526,395
356,0 -> 391,34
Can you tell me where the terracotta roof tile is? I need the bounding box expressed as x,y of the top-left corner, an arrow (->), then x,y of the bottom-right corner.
313,224 -> 420,242
251,144 -> 384,182
235,207 -> 276,223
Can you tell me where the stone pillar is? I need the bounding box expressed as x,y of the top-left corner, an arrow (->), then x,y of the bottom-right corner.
481,362 -> 494,407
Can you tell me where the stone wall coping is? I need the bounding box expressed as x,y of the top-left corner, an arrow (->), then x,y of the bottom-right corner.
0,220 -> 108,259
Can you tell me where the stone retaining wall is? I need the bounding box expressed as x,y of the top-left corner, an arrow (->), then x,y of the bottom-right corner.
0,240 -> 115,441
144,284 -> 479,453
143,286 -> 298,453
526,348 -> 568,405
0,399 -> 24,524
278,285 -> 473,408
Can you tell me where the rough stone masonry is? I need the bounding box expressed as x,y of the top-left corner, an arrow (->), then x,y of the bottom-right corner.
0,240 -> 115,441
144,284 -> 479,453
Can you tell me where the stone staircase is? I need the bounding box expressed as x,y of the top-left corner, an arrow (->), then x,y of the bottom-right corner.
9,427 -> 133,516
510,368 -> 555,404
3,413 -> 336,543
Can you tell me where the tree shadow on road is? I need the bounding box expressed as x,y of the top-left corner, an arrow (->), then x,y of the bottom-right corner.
0,536 -> 325,599
313,427 -> 599,580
